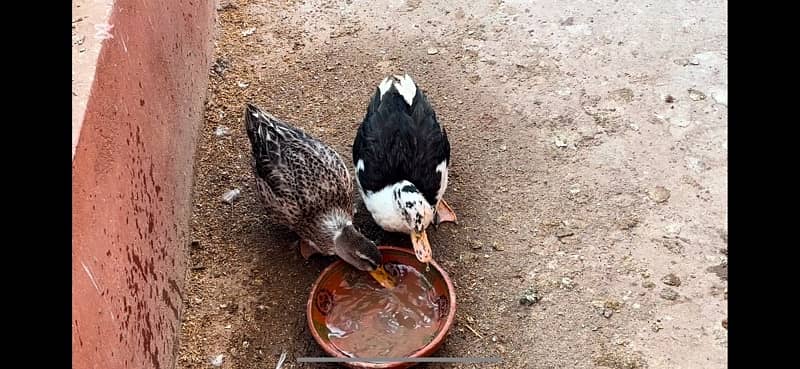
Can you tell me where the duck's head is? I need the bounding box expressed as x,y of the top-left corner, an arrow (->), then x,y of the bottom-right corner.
393,181 -> 435,263
333,223 -> 382,272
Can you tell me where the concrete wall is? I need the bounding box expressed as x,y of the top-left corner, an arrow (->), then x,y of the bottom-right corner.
72,1 -> 215,368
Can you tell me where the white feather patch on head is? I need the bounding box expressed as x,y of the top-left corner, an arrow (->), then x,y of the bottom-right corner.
378,77 -> 394,100
393,74 -> 417,106
377,74 -> 417,106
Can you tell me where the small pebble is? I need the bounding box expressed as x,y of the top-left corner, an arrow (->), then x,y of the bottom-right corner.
688,88 -> 706,101
649,186 -> 671,203
427,47 -> 439,55
604,300 -> 622,310
556,228 -> 574,238
661,273 -> 681,286
651,321 -> 663,332
222,189 -> 241,204
519,289 -> 540,306
659,288 -> 679,301
215,126 -> 231,137
665,223 -> 682,236
210,354 -> 224,367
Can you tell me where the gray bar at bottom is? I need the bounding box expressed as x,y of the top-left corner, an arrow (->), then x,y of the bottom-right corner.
297,357 -> 501,363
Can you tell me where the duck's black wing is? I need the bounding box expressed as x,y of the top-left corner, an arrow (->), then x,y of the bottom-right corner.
353,78 -> 449,205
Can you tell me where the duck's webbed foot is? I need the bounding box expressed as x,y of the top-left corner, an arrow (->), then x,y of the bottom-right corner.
298,239 -> 319,260
434,199 -> 458,227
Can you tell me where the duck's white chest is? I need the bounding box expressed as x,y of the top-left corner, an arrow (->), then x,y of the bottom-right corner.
360,186 -> 411,234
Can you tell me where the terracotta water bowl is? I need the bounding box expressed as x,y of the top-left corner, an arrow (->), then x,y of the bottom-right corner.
307,246 -> 457,368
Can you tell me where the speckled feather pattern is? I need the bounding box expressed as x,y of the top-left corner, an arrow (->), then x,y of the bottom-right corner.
244,104 -> 353,254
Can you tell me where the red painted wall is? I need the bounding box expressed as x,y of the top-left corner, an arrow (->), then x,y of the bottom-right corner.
72,1 -> 215,368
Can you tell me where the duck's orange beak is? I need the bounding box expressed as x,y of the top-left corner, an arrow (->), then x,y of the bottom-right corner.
368,265 -> 396,289
411,230 -> 433,263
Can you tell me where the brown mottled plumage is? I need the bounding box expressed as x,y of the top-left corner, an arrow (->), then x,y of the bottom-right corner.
244,103 -> 381,271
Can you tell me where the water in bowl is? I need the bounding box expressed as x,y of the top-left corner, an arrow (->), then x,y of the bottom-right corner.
326,263 -> 441,358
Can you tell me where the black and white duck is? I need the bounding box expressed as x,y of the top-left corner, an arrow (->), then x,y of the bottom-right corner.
244,103 -> 383,272
352,74 -> 457,264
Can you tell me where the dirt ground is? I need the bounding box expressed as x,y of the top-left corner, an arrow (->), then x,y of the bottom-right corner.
176,0 -> 728,368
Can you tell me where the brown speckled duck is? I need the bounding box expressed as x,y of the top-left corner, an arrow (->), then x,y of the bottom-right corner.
244,103 -> 381,271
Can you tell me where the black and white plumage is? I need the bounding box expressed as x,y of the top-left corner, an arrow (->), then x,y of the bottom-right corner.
352,74 -> 457,263
244,103 -> 381,271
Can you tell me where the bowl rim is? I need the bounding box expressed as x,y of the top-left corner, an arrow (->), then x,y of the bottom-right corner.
306,245 -> 457,368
